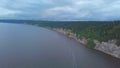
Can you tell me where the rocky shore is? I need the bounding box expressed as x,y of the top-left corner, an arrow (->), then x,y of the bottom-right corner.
51,28 -> 120,59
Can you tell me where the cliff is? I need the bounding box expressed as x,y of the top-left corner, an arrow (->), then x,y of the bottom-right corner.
52,28 -> 120,59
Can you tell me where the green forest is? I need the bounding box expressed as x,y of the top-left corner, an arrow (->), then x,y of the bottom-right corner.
29,21 -> 120,47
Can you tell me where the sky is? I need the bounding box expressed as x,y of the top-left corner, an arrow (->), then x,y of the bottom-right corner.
0,0 -> 120,21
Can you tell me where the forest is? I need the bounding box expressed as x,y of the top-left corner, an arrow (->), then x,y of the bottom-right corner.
0,20 -> 120,47
29,21 -> 120,47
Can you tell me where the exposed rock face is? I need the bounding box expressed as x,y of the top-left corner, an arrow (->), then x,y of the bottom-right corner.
52,28 -> 87,45
94,40 -> 120,58
77,38 -> 87,45
52,28 -> 120,59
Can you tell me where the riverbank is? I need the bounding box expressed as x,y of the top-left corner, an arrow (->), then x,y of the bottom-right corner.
50,28 -> 120,59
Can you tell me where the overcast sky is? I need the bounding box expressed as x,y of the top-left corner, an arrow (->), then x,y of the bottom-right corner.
0,0 -> 120,21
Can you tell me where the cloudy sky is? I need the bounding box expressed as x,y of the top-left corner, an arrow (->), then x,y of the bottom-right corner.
0,0 -> 120,21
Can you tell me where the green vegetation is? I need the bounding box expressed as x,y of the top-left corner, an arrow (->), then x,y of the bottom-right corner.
87,39 -> 96,48
28,21 -> 120,47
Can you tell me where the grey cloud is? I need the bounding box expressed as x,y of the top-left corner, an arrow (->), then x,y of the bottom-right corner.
0,0 -> 120,20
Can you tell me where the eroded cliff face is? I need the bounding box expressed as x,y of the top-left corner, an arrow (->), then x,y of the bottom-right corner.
52,28 -> 87,45
94,40 -> 120,58
52,28 -> 120,59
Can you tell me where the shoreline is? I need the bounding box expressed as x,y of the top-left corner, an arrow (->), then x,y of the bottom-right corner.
48,27 -> 120,59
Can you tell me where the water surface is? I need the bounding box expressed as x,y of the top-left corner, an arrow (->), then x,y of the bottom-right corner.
0,23 -> 120,68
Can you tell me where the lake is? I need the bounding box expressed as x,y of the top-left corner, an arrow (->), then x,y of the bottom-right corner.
0,23 -> 120,68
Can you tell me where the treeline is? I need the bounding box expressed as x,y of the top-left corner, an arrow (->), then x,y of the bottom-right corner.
29,21 -> 120,46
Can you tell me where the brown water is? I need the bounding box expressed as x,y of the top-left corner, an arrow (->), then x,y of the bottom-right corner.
0,23 -> 120,68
